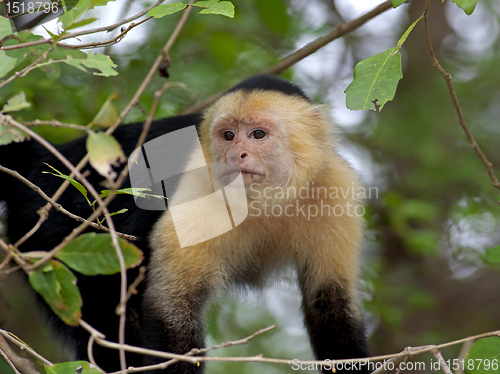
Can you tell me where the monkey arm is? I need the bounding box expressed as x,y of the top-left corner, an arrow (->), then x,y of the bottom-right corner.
300,280 -> 370,374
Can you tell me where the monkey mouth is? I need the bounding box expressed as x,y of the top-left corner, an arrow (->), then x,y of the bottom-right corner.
240,171 -> 266,183
217,169 -> 265,185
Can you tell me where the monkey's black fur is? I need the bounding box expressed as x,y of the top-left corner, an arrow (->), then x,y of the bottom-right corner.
225,74 -> 312,103
0,75 -> 369,374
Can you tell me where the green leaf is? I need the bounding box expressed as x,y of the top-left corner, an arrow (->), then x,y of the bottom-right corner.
86,132 -> 126,181
109,208 -> 128,217
43,26 -> 59,40
29,260 -> 82,326
451,0 -> 479,15
44,361 -> 100,374
487,245 -> 500,263
43,164 -> 90,205
0,16 -> 13,39
1,92 -> 32,113
0,50 -> 17,79
65,17 -> 98,31
199,1 -> 234,17
345,47 -> 403,112
194,0 -> 218,7
101,187 -> 150,198
88,92 -> 119,128
100,187 -> 167,200
63,51 -> 118,77
466,337 -> 500,374
147,3 -> 187,18
89,0 -> 116,8
0,124 -> 29,145
55,233 -> 143,275
392,0 -> 408,8
397,16 -> 423,48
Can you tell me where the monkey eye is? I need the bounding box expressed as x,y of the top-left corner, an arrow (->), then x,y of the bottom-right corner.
252,129 -> 266,139
223,131 -> 235,141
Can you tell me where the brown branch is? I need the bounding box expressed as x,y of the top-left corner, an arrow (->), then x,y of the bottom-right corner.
31,0 -> 196,235
0,0 -> 166,51
0,238 -> 29,273
25,120 -> 92,133
56,17 -> 151,50
135,82 -> 188,150
0,252 -> 12,271
78,320 -> 500,370
0,164 -> 137,241
0,329 -> 53,368
0,18 -> 148,89
423,0 -> 500,190
0,114 -> 129,371
14,208 -> 48,248
0,45 -> 55,90
0,336 -> 22,374
432,349 -> 453,374
181,0 -> 394,115
108,325 -> 277,374
455,340 -> 474,374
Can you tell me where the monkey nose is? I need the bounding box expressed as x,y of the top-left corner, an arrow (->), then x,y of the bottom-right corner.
240,152 -> 248,159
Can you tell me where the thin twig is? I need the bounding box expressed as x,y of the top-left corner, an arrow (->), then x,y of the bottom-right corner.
423,0 -> 500,190
24,120 -> 92,133
181,0 -> 394,115
0,346 -> 22,374
0,251 -> 12,271
0,114 -> 129,371
0,0 -> 166,51
56,17 -> 151,50
26,0 -> 196,237
0,239 -> 29,273
77,322 -> 500,369
432,349 -> 453,374
0,329 -> 53,368
14,208 -> 48,248
0,164 -> 137,241
108,325 -> 277,374
135,82 -> 188,150
87,335 -> 105,374
0,19 -> 148,90
0,45 -> 55,90
455,339 -> 474,374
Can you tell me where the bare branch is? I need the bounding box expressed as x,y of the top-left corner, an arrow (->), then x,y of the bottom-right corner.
0,45 -> 55,90
0,337 -> 23,374
0,329 -> 53,368
431,349 -> 453,374
24,119 -> 92,133
108,325 -> 277,374
181,0 -> 394,115
0,238 -> 30,273
455,340 -> 474,374
14,208 -> 48,248
77,321 -> 500,370
0,0 -> 166,51
0,163 -> 137,241
56,17 -> 151,50
423,0 -> 500,190
0,113 -> 129,370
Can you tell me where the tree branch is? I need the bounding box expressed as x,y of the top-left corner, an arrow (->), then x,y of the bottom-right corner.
423,0 -> 500,190
181,0 -> 394,115
0,329 -> 53,368
0,164 -> 137,241
0,0 -> 165,51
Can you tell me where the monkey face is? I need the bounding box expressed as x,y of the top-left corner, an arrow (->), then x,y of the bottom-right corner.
210,115 -> 294,188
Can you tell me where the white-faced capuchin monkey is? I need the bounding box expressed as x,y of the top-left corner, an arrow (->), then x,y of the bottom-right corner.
0,75 -> 369,374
